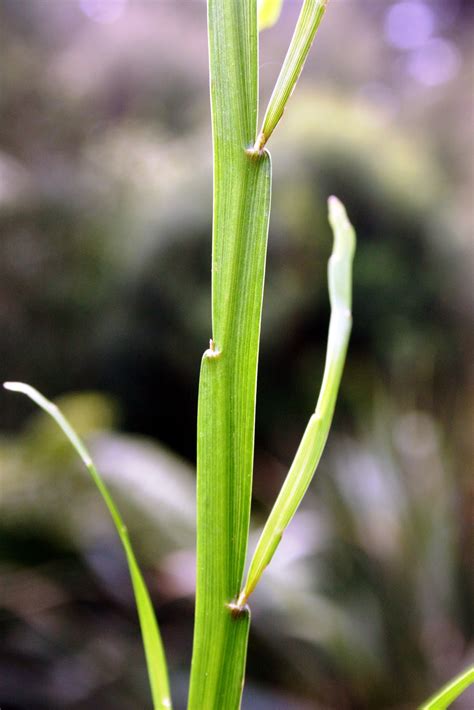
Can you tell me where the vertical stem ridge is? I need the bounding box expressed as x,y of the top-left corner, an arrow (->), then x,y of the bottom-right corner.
188,1 -> 271,708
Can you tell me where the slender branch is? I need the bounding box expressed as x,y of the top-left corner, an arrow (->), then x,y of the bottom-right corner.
250,0 -> 328,155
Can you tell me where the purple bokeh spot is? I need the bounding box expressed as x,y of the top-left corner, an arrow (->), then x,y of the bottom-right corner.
385,1 -> 435,50
408,38 -> 461,86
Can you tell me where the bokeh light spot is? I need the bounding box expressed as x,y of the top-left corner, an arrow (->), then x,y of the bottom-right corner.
79,0 -> 127,25
385,1 -> 435,50
408,38 -> 461,86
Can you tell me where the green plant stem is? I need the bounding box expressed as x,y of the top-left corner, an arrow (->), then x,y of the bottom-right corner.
3,382 -> 172,710
187,1 -> 271,708
238,197 -> 355,606
419,666 -> 474,710
252,0 -> 328,154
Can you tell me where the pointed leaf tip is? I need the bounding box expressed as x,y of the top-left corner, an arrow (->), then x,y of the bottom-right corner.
4,381 -> 21,391
328,195 -> 346,223
328,196 -> 356,259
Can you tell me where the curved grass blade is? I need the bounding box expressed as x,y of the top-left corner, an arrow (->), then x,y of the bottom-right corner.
419,666 -> 474,710
252,0 -> 328,154
3,382 -> 172,710
238,196 -> 355,606
258,0 -> 284,31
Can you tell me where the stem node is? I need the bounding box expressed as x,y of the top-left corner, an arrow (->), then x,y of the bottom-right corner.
204,339 -> 221,359
227,600 -> 250,619
246,132 -> 267,159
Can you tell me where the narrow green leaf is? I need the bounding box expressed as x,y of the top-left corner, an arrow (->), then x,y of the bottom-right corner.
252,0 -> 328,153
3,382 -> 172,710
258,0 -> 284,31
238,196 -> 355,605
188,1 -> 271,708
419,666 -> 474,710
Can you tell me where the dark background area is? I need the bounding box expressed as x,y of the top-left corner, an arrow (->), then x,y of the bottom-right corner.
0,1 -> 473,708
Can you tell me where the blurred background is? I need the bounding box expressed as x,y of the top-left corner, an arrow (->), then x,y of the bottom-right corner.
0,0 -> 473,708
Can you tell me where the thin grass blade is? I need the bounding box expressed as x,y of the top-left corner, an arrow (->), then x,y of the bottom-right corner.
238,196 -> 355,605
188,1 -> 272,707
252,0 -> 328,153
419,666 -> 474,710
258,0 -> 284,30
3,382 -> 172,710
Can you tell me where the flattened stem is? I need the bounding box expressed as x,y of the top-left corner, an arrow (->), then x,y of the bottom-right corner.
188,1 -> 271,707
238,197 -> 356,606
189,153 -> 271,709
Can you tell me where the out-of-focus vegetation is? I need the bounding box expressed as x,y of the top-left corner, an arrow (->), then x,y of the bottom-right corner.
0,1 -> 473,708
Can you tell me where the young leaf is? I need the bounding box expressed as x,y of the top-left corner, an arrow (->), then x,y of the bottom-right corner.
419,666 -> 474,710
188,1 -> 271,708
238,196 -> 355,606
258,0 -> 284,31
3,382 -> 172,710
252,0 -> 328,153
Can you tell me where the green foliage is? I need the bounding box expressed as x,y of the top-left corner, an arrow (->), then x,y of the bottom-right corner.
254,0 -> 327,152
419,666 -> 474,710
190,0 -> 350,707
5,1 -> 345,708
239,196 -> 355,605
5,2 -> 465,709
188,0 -> 270,706
3,383 -> 172,710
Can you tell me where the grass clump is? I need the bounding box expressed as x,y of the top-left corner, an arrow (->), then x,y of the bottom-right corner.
5,2 -> 473,709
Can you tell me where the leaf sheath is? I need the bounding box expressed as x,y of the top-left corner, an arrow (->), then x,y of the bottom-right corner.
188,1 -> 271,707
